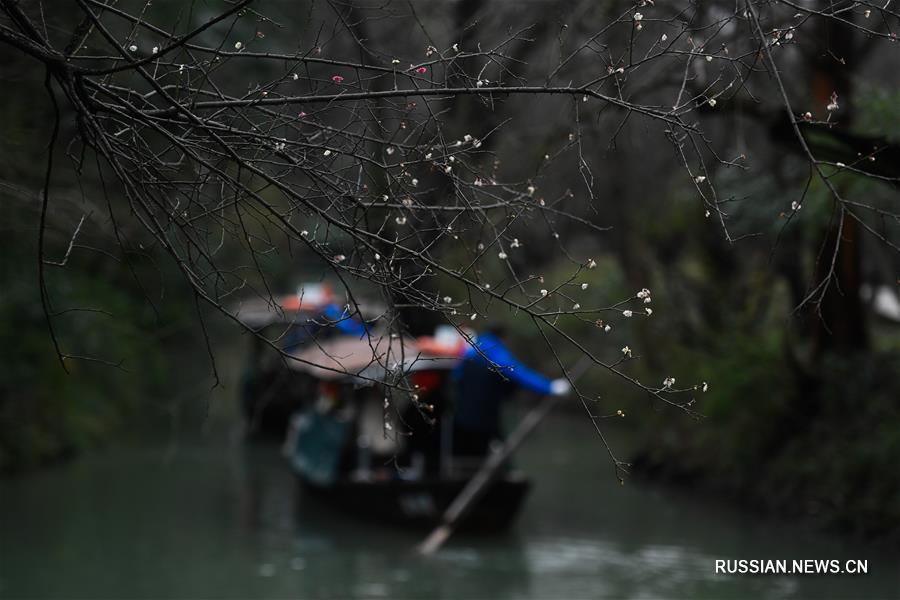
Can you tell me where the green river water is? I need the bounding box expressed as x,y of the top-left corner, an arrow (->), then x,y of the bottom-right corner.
1,411 -> 897,599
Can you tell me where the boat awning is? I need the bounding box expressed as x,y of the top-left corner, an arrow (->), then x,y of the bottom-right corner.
230,294 -> 385,329
287,334 -> 461,382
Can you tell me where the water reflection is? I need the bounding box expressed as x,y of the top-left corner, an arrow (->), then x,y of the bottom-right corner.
0,413 -> 897,599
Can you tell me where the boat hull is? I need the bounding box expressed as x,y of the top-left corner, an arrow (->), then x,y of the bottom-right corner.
298,475 -> 531,531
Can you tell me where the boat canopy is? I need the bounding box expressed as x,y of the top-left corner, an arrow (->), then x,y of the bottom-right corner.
287,332 -> 462,383
230,283 -> 385,329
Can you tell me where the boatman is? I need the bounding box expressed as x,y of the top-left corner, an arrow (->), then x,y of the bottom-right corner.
452,325 -> 571,459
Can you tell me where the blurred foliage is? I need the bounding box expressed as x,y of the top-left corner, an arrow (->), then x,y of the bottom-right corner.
631,329 -> 900,541
856,85 -> 900,143
617,85 -> 900,541
0,248 -> 167,472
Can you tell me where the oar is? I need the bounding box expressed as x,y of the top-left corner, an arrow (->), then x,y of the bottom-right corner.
417,356 -> 592,556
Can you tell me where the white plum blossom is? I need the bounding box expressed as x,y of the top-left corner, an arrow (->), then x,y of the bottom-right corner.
623,310 -> 633,317
152,46 -> 159,54
323,149 -> 332,156
498,251 -> 508,260
395,216 -> 407,225
129,44 -> 138,52
588,259 -> 597,269
708,98 -> 717,107
694,175 -> 706,183
663,376 -> 676,388
645,307 -> 653,316
234,41 -> 243,50
443,296 -> 452,303
581,283 -> 589,290
622,346 -> 632,357
540,289 -> 548,297
573,303 -> 581,310
411,178 -> 418,186
633,12 -> 643,21
470,313 -> 477,321
604,324 -> 612,332
702,382 -> 709,392
510,238 -> 521,248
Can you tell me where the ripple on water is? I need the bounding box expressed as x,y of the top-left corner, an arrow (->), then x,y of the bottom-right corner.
523,535 -> 799,598
353,582 -> 389,597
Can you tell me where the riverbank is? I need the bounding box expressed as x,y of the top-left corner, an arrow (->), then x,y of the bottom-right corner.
627,341 -> 900,546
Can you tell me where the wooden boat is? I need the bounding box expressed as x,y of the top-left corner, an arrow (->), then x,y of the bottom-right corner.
283,329 -> 532,530
299,473 -> 530,531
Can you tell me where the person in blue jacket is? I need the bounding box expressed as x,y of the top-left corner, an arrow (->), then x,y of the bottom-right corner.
452,325 -> 570,459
